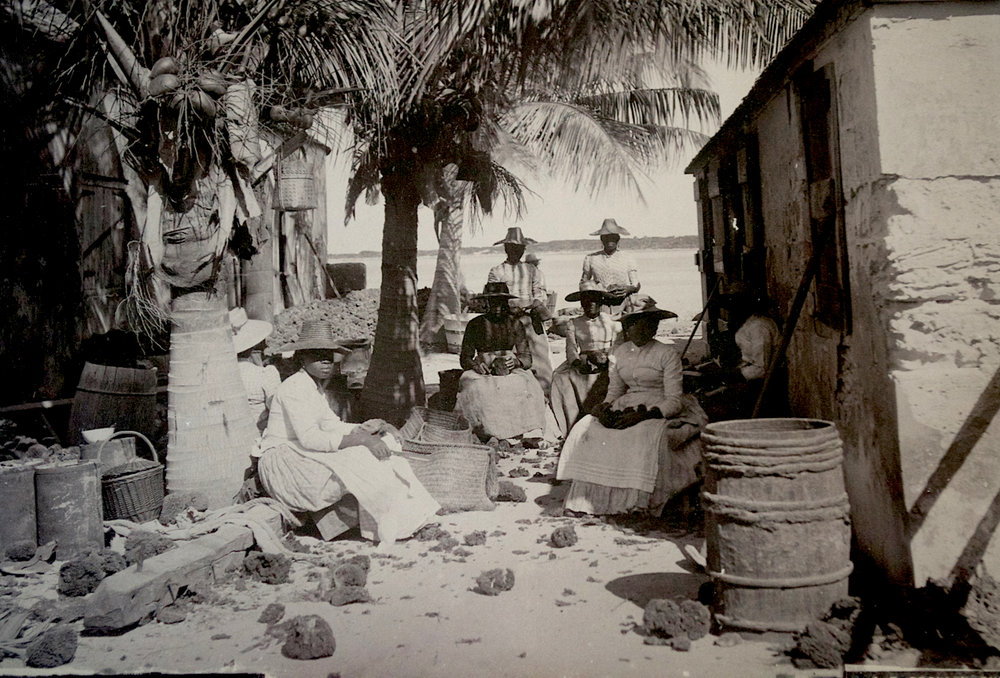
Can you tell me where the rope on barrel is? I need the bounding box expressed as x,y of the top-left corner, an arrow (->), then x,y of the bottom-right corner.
703,451 -> 844,478
701,433 -> 842,454
708,562 -> 854,590
701,491 -> 850,526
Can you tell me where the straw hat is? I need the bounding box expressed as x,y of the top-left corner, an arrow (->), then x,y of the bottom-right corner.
493,227 -> 537,245
565,281 -> 607,303
473,281 -> 517,300
274,319 -> 351,354
230,308 -> 273,354
524,252 -> 541,266
590,218 -> 630,237
620,295 -> 677,323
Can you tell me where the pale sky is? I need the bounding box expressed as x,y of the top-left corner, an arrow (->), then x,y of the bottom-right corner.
326,64 -> 759,255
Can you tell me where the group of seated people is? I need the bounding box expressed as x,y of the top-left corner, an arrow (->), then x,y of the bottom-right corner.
457,279 -> 709,517
229,271 -> 781,546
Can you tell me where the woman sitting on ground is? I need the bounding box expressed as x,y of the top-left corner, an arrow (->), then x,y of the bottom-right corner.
549,284 -> 621,440
456,281 -> 547,446
556,297 -> 707,516
256,319 -> 440,544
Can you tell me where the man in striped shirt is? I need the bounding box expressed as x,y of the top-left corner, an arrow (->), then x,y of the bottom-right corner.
487,227 -> 553,395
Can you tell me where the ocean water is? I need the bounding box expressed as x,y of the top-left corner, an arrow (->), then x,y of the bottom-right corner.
336,247 -> 705,337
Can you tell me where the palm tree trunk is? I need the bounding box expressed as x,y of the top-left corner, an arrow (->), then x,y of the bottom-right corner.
166,290 -> 257,508
358,169 -> 425,425
419,195 -> 465,346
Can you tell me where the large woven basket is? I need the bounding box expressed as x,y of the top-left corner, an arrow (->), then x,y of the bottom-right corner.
399,439 -> 495,513
100,431 -> 164,523
399,406 -> 476,444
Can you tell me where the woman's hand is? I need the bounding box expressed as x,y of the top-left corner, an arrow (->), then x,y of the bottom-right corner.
473,361 -> 490,375
341,431 -> 392,460
356,418 -> 387,435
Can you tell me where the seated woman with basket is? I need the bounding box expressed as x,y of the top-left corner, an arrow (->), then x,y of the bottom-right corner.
256,320 -> 440,544
556,297 -> 708,516
456,282 -> 547,446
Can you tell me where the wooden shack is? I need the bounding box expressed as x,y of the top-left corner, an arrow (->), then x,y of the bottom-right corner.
686,0 -> 1000,588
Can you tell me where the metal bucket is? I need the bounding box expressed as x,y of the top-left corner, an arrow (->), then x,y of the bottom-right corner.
35,460 -> 104,560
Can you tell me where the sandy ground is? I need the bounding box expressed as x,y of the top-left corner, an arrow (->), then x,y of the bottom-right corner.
1,347 -> 865,678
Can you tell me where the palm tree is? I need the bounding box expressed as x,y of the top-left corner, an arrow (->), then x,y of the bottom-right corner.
346,0 -> 817,424
38,0 -> 403,505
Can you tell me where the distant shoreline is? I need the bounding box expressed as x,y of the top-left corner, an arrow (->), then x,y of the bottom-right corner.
329,235 -> 698,259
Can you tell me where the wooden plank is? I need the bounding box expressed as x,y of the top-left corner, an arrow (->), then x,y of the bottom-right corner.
84,504 -> 284,632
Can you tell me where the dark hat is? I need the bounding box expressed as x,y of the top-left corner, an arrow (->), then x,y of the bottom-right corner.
275,319 -> 352,354
590,218 -> 630,237
493,227 -> 536,246
565,282 -> 607,303
474,281 -> 517,300
620,295 -> 677,323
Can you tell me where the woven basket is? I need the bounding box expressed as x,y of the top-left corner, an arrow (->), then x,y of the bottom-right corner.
400,406 -> 476,444
276,156 -> 316,211
399,439 -> 496,513
100,431 -> 164,523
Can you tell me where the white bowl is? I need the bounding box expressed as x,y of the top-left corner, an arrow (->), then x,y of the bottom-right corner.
81,427 -> 115,444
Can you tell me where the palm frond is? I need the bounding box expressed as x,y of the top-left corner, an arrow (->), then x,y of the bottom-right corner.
576,87 -> 720,131
503,100 -> 649,199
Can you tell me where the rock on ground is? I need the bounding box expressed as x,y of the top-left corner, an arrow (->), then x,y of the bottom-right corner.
282,615 -> 336,660
643,599 -> 684,639
550,526 -> 578,548
4,540 -> 35,562
57,556 -> 104,597
258,603 -> 285,625
328,586 -> 372,607
243,552 -> 291,585
25,625 -> 77,668
159,492 -> 210,525
496,481 -> 527,503
474,568 -> 515,596
333,563 -> 367,588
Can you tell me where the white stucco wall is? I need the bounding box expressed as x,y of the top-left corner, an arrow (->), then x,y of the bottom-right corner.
870,2 -> 1000,585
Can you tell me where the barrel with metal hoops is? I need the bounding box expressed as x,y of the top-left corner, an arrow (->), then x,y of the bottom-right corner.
701,418 -> 852,633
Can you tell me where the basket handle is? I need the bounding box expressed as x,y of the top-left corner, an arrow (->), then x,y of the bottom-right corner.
97,430 -> 160,465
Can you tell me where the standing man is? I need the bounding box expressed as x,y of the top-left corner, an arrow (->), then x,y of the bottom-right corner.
487,227 -> 553,395
580,218 -> 641,314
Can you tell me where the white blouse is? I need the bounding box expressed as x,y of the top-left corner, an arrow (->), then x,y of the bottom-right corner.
260,370 -> 357,457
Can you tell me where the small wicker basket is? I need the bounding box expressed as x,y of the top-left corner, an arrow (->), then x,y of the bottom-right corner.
276,155 -> 316,211
399,406 -> 476,444
100,431 -> 164,523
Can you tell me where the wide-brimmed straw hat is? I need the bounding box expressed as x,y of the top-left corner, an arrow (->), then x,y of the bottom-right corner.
493,227 -> 536,246
590,218 -> 630,237
230,308 -> 273,354
524,252 -> 541,266
620,295 -> 677,324
565,281 -> 607,303
275,319 -> 351,354
473,281 -> 518,300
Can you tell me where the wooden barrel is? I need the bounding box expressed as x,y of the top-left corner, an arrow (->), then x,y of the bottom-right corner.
35,461 -> 103,560
167,292 -> 257,508
701,418 -> 852,633
0,461 -> 39,553
443,314 -> 472,354
68,363 -> 157,445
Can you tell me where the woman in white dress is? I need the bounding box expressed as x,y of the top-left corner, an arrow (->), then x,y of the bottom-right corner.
256,320 -> 440,544
556,297 -> 707,516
